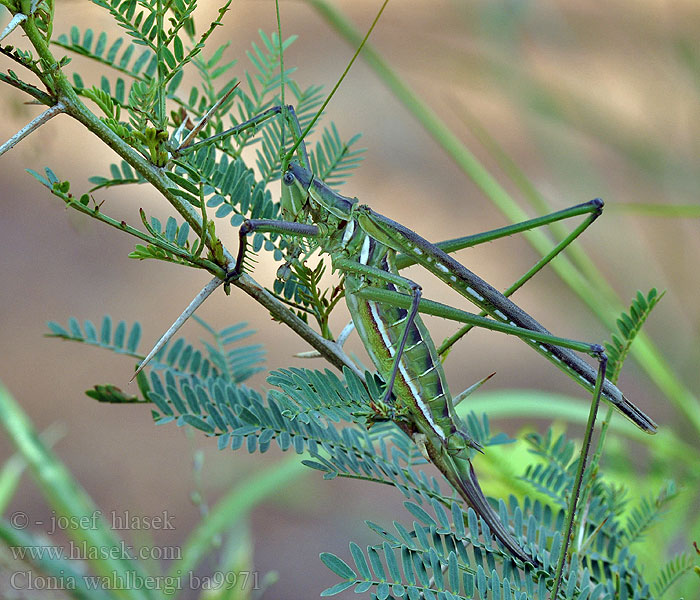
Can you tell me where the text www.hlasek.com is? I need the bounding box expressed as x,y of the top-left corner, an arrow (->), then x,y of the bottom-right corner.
10,539 -> 181,562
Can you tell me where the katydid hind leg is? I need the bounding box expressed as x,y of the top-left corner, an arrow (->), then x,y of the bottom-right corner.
395,198 -> 603,271
438,205 -> 602,357
355,206 -> 657,433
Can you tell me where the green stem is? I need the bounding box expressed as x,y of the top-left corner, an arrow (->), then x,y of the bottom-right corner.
51,188 -> 224,274
306,0 -> 700,436
155,0 -> 166,128
551,358 -> 605,599
21,16 -> 222,256
0,72 -> 53,103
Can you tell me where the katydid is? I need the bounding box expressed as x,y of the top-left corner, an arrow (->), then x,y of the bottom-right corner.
132,2 -> 656,566
273,160 -> 655,434
136,90 -> 657,571
218,130 -> 655,564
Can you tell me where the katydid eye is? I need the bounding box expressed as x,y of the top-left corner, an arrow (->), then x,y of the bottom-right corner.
283,172 -> 295,185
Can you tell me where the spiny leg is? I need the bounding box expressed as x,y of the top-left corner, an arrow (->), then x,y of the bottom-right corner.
134,103 -> 314,376
437,201 -> 603,357
229,219 -> 321,281
355,285 -> 655,433
134,217 -> 321,380
381,281 -> 422,406
552,351 -> 607,597
353,205 -> 656,433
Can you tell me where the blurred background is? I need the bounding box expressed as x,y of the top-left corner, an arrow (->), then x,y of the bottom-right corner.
1,0 -> 698,597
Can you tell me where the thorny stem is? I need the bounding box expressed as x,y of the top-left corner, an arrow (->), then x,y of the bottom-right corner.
233,273 -> 362,377
9,12 -> 362,381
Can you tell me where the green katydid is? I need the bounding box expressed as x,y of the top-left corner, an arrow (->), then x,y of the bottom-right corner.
133,0 -> 657,566
222,135 -> 655,565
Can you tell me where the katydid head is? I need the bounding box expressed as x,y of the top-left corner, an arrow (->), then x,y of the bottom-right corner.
284,161 -> 356,221
280,163 -> 308,223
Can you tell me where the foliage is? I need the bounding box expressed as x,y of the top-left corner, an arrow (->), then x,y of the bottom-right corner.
604,289 -> 665,381
0,0 -> 697,599
38,314 -> 684,600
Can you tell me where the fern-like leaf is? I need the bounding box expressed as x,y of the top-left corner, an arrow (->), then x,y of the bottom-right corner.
652,552 -> 697,598
89,159 -> 145,191
310,123 -> 364,186
53,28 -> 155,83
88,0 -> 160,53
46,315 -> 143,358
605,288 -> 664,379
623,480 -> 678,545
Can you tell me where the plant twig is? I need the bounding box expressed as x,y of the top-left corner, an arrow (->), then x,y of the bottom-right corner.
551,355 -> 606,599
0,102 -> 64,156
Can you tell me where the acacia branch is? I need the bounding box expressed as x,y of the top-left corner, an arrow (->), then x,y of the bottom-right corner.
15,14 -> 362,381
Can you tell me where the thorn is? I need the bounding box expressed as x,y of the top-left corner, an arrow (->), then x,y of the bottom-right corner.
176,82 -> 240,152
130,276 -> 223,381
0,14 -> 28,44
0,102 -> 65,157
294,350 -> 322,359
336,320 -> 355,348
453,372 -> 496,407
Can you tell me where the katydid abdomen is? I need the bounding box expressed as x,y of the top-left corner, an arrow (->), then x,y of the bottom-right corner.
342,236 -> 535,564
